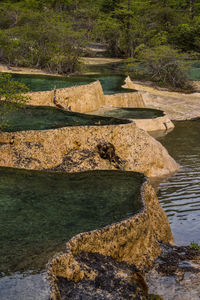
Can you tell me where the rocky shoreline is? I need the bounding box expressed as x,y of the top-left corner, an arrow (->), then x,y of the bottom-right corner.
146,243 -> 200,300
124,77 -> 200,121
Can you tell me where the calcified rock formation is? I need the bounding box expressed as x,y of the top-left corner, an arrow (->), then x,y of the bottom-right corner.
104,92 -> 145,108
27,79 -> 175,134
90,107 -> 174,134
123,76 -> 200,121
56,252 -> 149,300
133,114 -> 174,133
47,175 -> 173,300
0,120 -> 178,177
27,81 -> 145,113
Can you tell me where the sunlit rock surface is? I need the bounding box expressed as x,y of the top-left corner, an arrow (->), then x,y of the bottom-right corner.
57,252 -> 149,300
27,81 -> 145,113
124,76 -> 200,121
0,119 -> 178,177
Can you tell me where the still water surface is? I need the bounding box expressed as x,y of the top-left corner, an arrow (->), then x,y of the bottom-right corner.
101,107 -> 164,119
0,169 -> 144,299
1,104 -> 129,132
11,73 -> 135,95
155,120 -> 200,245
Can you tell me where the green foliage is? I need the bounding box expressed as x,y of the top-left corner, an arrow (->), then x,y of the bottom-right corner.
149,295 -> 164,300
128,45 -> 192,90
170,23 -> 196,51
190,242 -> 200,250
1,0 -> 200,72
0,73 -> 29,129
0,3 -> 86,73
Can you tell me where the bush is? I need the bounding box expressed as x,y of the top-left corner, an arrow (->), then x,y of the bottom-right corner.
128,45 -> 193,90
0,73 -> 29,129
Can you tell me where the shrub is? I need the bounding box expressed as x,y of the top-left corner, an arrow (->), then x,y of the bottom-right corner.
128,45 -> 193,90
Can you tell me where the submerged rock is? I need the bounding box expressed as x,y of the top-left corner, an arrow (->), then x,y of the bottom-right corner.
146,243 -> 200,300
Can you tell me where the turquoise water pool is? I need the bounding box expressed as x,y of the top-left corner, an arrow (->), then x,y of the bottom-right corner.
0,104 -> 129,132
101,107 -> 165,119
11,73 -> 135,94
0,168 -> 144,299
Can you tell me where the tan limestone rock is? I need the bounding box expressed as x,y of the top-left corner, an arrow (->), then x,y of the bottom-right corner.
47,178 -> 173,300
0,122 -> 178,177
124,76 -> 200,121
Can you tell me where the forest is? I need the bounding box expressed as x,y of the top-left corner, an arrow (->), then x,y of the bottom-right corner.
0,0 -> 200,88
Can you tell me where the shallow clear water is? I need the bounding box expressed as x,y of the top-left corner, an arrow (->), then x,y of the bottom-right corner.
11,73 -> 94,92
155,120 -> 200,245
11,73 -> 135,95
0,104 -> 129,132
0,168 -> 144,299
188,61 -> 200,81
102,107 -> 164,119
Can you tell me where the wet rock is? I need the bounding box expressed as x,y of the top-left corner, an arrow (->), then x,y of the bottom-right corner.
146,243 -> 200,300
57,252 -> 149,300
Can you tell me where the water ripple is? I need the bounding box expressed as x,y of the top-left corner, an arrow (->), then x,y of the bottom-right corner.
156,121 -> 200,245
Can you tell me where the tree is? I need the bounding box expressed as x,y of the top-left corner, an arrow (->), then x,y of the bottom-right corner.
0,73 -> 29,129
128,45 -> 193,90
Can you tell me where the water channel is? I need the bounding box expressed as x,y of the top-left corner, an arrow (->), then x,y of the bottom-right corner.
100,107 -> 164,119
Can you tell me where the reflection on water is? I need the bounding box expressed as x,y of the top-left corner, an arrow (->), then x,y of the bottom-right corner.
155,120 -> 200,245
0,168 -> 144,299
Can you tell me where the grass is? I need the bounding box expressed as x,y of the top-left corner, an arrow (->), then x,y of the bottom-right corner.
190,242 -> 200,250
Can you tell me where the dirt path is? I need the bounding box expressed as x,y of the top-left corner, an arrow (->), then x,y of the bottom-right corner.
0,63 -> 63,76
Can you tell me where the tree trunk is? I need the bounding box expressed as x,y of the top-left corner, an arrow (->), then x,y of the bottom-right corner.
191,0 -> 194,19
126,0 -> 131,57
187,0 -> 195,18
